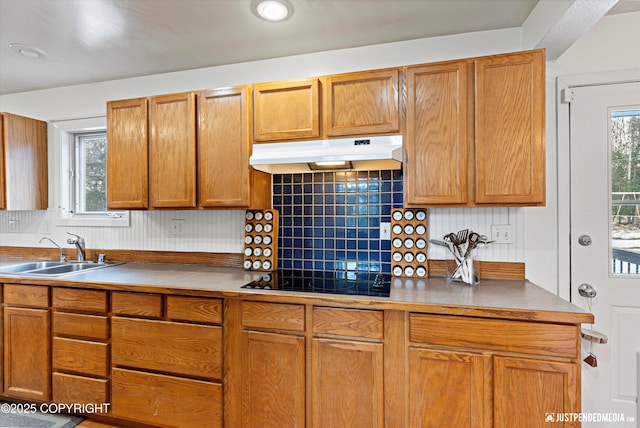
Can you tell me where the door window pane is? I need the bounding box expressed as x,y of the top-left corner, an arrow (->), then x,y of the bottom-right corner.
611,109 -> 640,274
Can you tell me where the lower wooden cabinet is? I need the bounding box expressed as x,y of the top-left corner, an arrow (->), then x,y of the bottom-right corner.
3,306 -> 50,401
494,356 -> 579,427
0,285 -> 585,428
241,330 -> 305,427
409,348 -> 490,427
52,372 -> 109,405
112,368 -> 222,428
311,338 -> 384,428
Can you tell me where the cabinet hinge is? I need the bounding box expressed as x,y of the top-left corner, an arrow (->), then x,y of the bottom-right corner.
561,88 -> 574,104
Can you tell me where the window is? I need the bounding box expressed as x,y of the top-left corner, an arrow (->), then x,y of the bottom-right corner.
72,131 -> 107,214
51,117 -> 129,227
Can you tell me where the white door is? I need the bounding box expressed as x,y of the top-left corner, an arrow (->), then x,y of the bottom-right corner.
570,81 -> 640,427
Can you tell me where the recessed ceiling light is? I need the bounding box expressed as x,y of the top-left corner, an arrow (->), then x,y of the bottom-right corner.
9,43 -> 46,59
254,0 -> 291,22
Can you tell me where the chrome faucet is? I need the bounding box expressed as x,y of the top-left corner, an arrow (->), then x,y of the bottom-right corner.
66,232 -> 86,261
39,237 -> 66,262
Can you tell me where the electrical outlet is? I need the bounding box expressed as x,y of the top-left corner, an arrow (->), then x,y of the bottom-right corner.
8,220 -> 19,233
491,224 -> 514,244
380,222 -> 391,240
170,219 -> 186,236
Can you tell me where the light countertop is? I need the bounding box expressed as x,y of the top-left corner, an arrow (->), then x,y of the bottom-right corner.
0,256 -> 593,324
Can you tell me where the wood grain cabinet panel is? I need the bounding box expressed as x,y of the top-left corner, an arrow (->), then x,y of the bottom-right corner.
52,287 -> 108,313
111,291 -> 163,318
4,284 -> 49,308
3,307 -> 50,401
404,49 -> 545,207
166,295 -> 222,324
494,356 -> 579,428
106,98 -> 149,209
52,337 -> 109,377
409,348 -> 490,428
313,307 -> 383,339
53,312 -> 109,340
241,330 -> 305,428
405,61 -> 471,205
409,313 -> 579,359
242,301 -> 305,332
52,372 -> 109,405
324,69 -> 400,137
253,78 -> 321,141
0,112 -> 48,210
475,50 -> 546,205
149,92 -> 197,208
112,367 -> 222,428
198,87 -> 271,209
112,317 -> 223,379
311,338 -> 384,428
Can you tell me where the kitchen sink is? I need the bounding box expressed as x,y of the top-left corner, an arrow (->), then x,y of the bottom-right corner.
0,261 -> 124,276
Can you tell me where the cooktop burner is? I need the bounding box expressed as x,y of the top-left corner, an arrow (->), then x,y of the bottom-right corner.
242,270 -> 391,297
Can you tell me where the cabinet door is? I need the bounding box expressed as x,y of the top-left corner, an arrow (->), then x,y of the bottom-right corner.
242,330 -> 305,428
149,92 -> 197,208
253,78 -> 321,141
475,49 -> 546,205
198,87 -> 270,208
494,356 -> 579,428
4,307 -> 50,401
409,348 -> 490,428
405,62 -> 471,205
106,98 -> 149,209
312,338 -> 384,428
324,69 -> 400,136
1,113 -> 48,210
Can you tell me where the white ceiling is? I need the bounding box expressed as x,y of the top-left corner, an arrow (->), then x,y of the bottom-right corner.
0,0 -> 638,95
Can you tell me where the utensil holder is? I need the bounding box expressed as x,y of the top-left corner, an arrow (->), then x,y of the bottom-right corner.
445,253 -> 479,285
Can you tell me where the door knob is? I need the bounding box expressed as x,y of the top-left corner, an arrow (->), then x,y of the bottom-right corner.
578,235 -> 592,246
578,283 -> 597,298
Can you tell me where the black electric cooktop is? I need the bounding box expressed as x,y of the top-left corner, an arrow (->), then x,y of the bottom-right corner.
242,269 -> 391,297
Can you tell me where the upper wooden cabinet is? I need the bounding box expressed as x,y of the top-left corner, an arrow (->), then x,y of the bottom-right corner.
198,87 -> 271,209
324,69 -> 400,137
0,113 -> 48,210
475,50 -> 545,205
405,61 -> 471,205
149,92 -> 197,208
107,89 -> 271,210
253,78 -> 321,142
405,49 -> 546,207
253,68 -> 401,143
106,98 -> 149,209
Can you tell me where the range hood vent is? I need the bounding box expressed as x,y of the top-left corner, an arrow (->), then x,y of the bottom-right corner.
250,135 -> 403,174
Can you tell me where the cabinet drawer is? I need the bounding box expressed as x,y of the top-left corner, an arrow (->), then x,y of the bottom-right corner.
52,373 -> 109,405
53,337 -> 109,377
52,287 -> 108,313
313,307 -> 383,339
112,291 -> 163,318
4,284 -> 48,307
409,313 -> 579,359
112,368 -> 222,428
242,301 -> 305,332
112,317 -> 222,379
53,312 -> 109,340
166,295 -> 222,324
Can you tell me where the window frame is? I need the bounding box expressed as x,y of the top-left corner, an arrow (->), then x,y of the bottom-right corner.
50,117 -> 130,227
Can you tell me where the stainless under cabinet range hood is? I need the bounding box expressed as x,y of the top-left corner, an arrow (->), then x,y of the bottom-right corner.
249,135 -> 403,174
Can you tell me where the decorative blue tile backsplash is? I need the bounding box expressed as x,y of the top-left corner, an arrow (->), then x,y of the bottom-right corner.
273,170 -> 403,273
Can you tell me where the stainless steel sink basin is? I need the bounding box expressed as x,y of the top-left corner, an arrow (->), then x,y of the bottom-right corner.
0,261 -> 124,276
